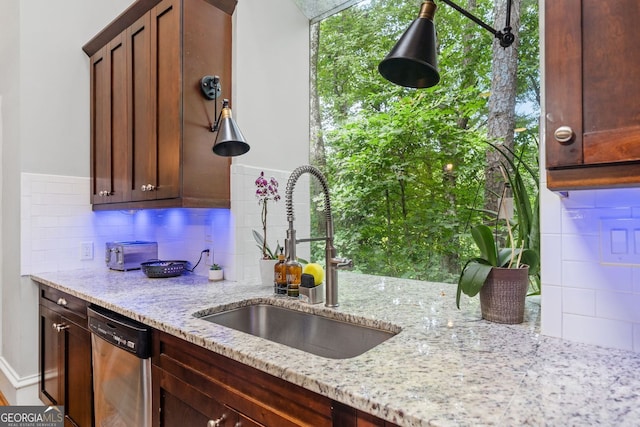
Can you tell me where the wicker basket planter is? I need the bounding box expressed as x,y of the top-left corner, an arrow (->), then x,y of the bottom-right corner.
479,265 -> 529,324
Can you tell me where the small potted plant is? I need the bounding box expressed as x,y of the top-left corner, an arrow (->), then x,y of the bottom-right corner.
208,264 -> 224,281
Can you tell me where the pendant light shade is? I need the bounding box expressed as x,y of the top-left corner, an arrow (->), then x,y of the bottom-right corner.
378,0 -> 440,89
212,102 -> 250,157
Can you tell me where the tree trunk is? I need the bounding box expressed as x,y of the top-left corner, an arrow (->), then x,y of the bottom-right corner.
485,0 -> 521,216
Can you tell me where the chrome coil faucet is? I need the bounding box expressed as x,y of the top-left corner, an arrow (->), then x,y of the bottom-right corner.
285,165 -> 353,307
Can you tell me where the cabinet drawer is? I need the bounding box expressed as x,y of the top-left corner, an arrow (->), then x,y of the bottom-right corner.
39,285 -> 88,327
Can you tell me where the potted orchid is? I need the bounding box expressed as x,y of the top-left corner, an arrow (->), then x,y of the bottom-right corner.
253,171 -> 282,285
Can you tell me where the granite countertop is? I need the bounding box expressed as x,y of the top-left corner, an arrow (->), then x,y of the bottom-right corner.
31,269 -> 640,426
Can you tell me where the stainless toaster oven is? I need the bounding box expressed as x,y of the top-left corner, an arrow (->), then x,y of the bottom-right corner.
105,241 -> 158,271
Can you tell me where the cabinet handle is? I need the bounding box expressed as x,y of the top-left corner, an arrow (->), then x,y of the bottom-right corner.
52,323 -> 69,332
554,126 -> 575,144
141,184 -> 156,192
56,297 -> 68,307
99,190 -> 111,197
207,414 -> 226,427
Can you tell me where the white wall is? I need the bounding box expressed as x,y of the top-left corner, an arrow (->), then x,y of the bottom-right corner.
539,0 -> 640,352
229,0 -> 311,280
1,0 -> 310,404
0,0 -> 136,405
232,0 -> 310,172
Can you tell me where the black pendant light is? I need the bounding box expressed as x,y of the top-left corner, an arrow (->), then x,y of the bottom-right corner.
378,1 -> 439,89
379,0 -> 515,89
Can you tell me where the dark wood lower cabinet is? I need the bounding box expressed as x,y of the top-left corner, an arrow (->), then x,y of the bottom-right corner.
152,330 -> 398,427
38,286 -> 93,427
37,286 -> 398,427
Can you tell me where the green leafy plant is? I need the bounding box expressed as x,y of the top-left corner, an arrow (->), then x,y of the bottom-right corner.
252,230 -> 282,260
210,263 -> 222,271
456,224 -> 539,308
486,139 -> 541,295
457,134 -> 541,308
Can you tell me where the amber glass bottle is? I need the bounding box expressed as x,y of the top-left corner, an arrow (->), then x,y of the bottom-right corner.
285,259 -> 302,298
274,251 -> 287,295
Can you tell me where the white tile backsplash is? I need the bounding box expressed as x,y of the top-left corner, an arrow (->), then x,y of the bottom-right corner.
230,164 -> 311,282
541,284 -> 562,338
542,186 -> 640,352
563,313 -> 633,351
22,168 -> 312,282
562,287 -> 595,316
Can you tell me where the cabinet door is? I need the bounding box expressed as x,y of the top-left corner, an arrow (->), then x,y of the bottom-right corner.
153,367 -> 259,427
128,12 -> 158,202
90,33 -> 130,204
128,0 -> 181,203
39,305 -> 93,427
545,0 -> 640,188
39,305 -> 62,406
150,0 -> 181,201
63,319 -> 93,427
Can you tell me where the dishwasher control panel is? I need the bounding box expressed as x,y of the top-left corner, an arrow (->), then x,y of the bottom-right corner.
88,305 -> 151,358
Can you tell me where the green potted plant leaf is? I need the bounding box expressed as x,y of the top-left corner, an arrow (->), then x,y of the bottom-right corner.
485,139 -> 541,295
457,223 -> 539,323
456,135 -> 540,323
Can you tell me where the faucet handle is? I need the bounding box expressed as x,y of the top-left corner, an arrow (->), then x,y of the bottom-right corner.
332,257 -> 353,270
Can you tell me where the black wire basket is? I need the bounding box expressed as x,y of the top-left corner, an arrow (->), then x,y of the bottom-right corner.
141,260 -> 188,278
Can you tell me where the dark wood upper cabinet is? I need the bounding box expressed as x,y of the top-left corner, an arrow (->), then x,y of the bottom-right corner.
85,0 -> 236,210
545,0 -> 640,190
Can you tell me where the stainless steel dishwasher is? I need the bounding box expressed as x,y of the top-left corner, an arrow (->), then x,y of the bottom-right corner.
88,305 -> 152,427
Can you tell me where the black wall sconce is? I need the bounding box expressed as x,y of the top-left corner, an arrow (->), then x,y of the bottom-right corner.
378,0 -> 514,89
200,75 -> 250,157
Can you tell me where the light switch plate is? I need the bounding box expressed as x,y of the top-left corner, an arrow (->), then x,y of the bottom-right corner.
80,241 -> 94,260
600,218 -> 640,265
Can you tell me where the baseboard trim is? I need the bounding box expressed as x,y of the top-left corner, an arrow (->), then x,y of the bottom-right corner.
0,356 -> 40,405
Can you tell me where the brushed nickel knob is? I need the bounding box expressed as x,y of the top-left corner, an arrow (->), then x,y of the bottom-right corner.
53,323 -> 69,332
554,126 -> 575,144
207,414 -> 227,427
56,297 -> 68,306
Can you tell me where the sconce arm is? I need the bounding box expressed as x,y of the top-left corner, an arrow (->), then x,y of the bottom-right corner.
439,0 -> 514,47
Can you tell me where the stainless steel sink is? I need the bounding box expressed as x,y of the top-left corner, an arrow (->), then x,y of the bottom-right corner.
196,303 -> 399,359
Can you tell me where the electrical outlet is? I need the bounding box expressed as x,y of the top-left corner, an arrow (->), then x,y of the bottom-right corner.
80,241 -> 94,260
205,244 -> 215,266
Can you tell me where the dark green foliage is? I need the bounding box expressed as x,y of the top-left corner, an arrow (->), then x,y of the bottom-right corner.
313,0 -> 540,284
